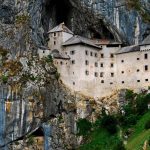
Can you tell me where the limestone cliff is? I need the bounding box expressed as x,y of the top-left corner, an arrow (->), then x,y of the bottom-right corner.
0,0 -> 149,149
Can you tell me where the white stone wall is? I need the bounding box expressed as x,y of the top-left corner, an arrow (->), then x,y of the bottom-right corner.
116,51 -> 150,90
48,32 -> 73,51
38,49 -> 50,59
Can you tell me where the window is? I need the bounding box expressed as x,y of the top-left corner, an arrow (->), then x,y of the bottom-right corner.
121,71 -> 124,74
145,65 -> 148,71
111,73 -> 114,77
60,61 -> 63,65
90,52 -> 93,56
110,63 -> 114,67
100,72 -> 104,77
137,58 -> 140,60
101,53 -> 104,58
100,63 -> 104,67
95,72 -> 98,77
110,53 -> 114,58
71,60 -> 75,64
54,33 -> 56,36
85,60 -> 89,65
144,53 -> 148,59
54,41 -> 56,45
95,53 -> 98,57
101,80 -> 104,83
145,79 -> 148,82
137,69 -> 140,72
85,70 -> 89,75
73,82 -> 75,85
43,51 -> 45,53
70,50 -> 75,55
137,80 -> 140,82
95,62 -> 98,67
85,50 -> 89,55
110,82 -> 113,85
122,81 -> 124,84
121,60 -> 124,63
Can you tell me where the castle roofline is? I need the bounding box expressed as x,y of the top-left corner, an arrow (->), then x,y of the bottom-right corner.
48,22 -> 73,35
140,34 -> 150,46
62,35 -> 102,50
116,45 -> 140,55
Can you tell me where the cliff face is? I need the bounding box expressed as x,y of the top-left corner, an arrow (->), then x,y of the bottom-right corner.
0,0 -> 149,149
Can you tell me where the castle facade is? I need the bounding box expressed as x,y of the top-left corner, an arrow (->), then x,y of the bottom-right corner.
39,23 -> 150,98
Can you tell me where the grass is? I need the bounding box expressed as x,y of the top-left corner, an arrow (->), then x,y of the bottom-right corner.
126,111 -> 150,150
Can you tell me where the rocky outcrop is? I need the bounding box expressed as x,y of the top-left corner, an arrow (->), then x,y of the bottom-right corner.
0,0 -> 150,149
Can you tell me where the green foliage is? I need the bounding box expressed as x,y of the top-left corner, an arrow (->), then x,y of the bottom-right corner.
136,93 -> 150,115
145,119 -> 150,129
101,115 -> 118,134
1,75 -> 8,84
46,55 -> 53,63
126,0 -> 150,23
27,135 -> 35,146
112,140 -> 126,150
125,89 -> 136,101
77,118 -> 92,136
55,72 -> 60,80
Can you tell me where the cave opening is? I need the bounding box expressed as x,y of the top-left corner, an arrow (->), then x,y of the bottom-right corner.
44,0 -> 73,31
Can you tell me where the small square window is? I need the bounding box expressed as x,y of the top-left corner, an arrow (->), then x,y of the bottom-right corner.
100,63 -> 104,67
101,80 -> 104,83
101,53 -> 104,58
110,63 -> 114,67
95,72 -> 98,77
121,60 -> 124,63
71,60 -> 75,64
95,62 -> 98,67
73,82 -> 75,85
122,81 -> 124,84
137,69 -> 140,72
145,79 -> 148,82
110,82 -> 113,85
110,54 -> 114,58
54,41 -> 56,45
100,72 -> 104,77
145,65 -> 148,71
121,71 -> 124,74
85,50 -> 88,55
137,80 -> 140,82
85,70 -> 89,75
70,50 -> 75,55
85,60 -> 89,65
144,53 -> 148,59
111,73 -> 114,77
54,33 -> 56,36
60,61 -> 63,65
43,51 -> 45,53
95,53 -> 98,57
90,52 -> 93,56
137,58 -> 140,60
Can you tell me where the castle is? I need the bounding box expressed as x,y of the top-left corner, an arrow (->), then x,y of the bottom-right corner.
38,23 -> 150,98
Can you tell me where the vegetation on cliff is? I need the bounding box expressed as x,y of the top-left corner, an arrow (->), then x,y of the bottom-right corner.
77,90 -> 150,150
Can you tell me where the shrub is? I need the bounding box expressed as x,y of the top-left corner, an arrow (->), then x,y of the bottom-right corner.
136,94 -> 149,115
46,55 -> 53,63
124,114 -> 137,126
101,115 -> 118,134
2,75 -> 8,84
145,120 -> 150,129
77,118 -> 92,136
55,72 -> 60,80
113,140 -> 126,150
